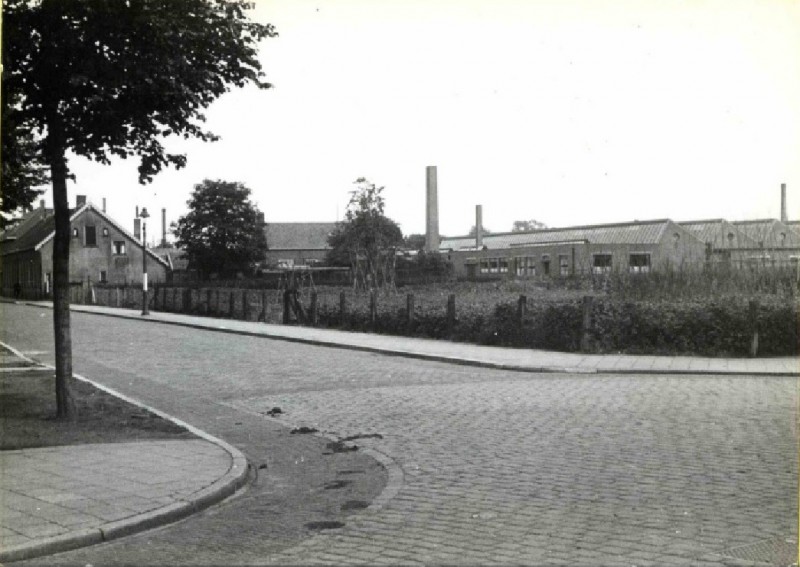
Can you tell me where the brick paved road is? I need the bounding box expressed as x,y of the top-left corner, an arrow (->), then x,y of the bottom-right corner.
2,302 -> 796,566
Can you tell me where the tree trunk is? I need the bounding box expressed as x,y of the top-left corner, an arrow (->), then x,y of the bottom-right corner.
48,127 -> 75,420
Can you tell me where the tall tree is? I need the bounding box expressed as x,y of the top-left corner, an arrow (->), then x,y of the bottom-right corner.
174,180 -> 267,277
2,0 -> 276,418
327,178 -> 403,289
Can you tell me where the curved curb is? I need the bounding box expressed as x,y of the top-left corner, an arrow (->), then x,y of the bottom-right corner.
0,342 -> 250,564
14,301 -> 798,377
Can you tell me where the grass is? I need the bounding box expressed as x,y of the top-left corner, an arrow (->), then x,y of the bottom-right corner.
0,346 -> 194,450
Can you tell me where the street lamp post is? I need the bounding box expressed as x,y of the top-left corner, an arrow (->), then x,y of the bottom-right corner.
141,207 -> 150,316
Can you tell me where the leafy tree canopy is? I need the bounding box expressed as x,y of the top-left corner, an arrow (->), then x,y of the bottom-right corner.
512,219 -> 548,232
468,224 -> 492,237
174,179 -> 267,277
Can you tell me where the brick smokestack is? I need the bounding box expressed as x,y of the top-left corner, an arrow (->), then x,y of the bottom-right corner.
161,208 -> 167,247
475,205 -> 483,248
76,195 -> 87,208
781,183 -> 787,223
425,166 -> 439,252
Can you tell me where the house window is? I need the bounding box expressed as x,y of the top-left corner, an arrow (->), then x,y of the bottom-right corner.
102,227 -> 109,237
85,226 -> 97,247
629,253 -> 651,273
99,270 -> 108,283
72,228 -> 79,238
559,254 -> 570,276
592,254 -> 612,274
112,241 -> 126,255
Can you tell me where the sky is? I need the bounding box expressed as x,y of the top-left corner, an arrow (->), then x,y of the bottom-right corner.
43,0 -> 800,241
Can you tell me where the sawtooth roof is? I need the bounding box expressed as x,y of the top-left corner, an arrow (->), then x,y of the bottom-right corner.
439,219 -> 695,251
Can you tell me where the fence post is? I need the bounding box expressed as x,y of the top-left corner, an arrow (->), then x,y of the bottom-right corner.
282,289 -> 290,324
369,289 -> 377,326
406,293 -> 415,326
162,286 -> 167,311
580,295 -> 593,352
115,287 -> 121,308
229,290 -> 235,319
206,289 -> 213,316
173,287 -> 178,312
447,294 -> 456,329
259,289 -> 268,322
339,291 -> 346,327
309,291 -> 318,325
517,295 -> 527,326
749,299 -> 759,357
185,288 -> 192,313
216,290 -> 221,315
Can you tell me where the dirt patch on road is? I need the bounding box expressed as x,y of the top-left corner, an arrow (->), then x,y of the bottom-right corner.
0,363 -> 194,450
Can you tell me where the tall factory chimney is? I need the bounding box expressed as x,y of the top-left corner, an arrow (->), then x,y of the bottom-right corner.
425,166 -> 439,252
475,205 -> 483,249
161,208 -> 167,247
781,183 -> 787,223
135,205 -> 139,218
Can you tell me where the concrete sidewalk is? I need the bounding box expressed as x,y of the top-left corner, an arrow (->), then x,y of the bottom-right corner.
24,300 -> 800,376
0,345 -> 249,563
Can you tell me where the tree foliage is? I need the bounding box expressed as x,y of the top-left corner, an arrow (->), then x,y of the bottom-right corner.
327,178 -> 403,288
512,219 -> 548,232
2,0 -> 275,418
174,180 -> 267,277
468,225 -> 492,237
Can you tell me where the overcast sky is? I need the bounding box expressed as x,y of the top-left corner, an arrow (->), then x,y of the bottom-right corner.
52,0 -> 799,240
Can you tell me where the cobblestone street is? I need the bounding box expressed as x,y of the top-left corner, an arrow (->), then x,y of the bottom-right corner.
2,302 -> 796,566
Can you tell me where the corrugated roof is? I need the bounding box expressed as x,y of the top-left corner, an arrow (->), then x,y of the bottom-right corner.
679,219 -> 758,249
732,219 -> 800,248
440,219 -> 685,251
264,222 -> 337,250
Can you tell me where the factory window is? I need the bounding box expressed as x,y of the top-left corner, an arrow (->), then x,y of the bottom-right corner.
527,256 -> 537,276
592,254 -> 612,274
99,270 -> 108,283
541,255 -> 551,276
498,258 -> 508,273
112,241 -> 126,255
84,226 -> 97,247
629,253 -> 651,273
489,259 -> 499,273
559,254 -> 570,276
480,259 -> 490,274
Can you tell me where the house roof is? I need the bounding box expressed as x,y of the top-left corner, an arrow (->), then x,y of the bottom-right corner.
0,202 -> 170,268
264,222 -> 337,251
439,219 -> 696,251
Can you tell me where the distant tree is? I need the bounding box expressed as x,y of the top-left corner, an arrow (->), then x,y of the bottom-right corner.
326,178 -> 403,289
468,225 -> 492,237
512,219 -> 548,232
403,233 -> 426,251
2,0 -> 275,418
174,180 -> 267,277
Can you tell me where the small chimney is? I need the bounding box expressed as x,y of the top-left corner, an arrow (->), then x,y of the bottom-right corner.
102,198 -> 107,213
76,195 -> 87,208
134,218 -> 141,241
39,200 -> 45,209
424,166 -> 440,252
475,205 -> 483,249
135,205 -> 140,218
257,211 -> 265,225
781,183 -> 787,223
159,208 -> 167,246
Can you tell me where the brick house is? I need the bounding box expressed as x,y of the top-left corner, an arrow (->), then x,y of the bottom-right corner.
0,196 -> 169,299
